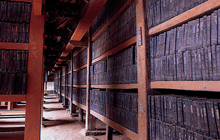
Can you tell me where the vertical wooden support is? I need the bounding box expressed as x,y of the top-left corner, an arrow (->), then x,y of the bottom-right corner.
70,51 -> 74,113
24,5 -> 44,140
59,70 -> 62,102
1,102 -> 5,106
71,104 -> 77,114
79,108 -> 83,122
64,64 -> 68,107
85,29 -> 96,130
45,71 -> 47,94
7,102 -> 13,110
106,125 -> 113,140
136,0 -> 150,139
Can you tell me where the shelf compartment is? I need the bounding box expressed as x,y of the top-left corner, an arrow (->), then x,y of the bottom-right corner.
90,110 -> 138,140
91,84 -> 138,89
92,0 -> 134,41
0,95 -> 26,102
73,64 -> 87,72
72,100 -> 86,110
151,81 -> 220,92
0,43 -> 29,50
92,36 -> 136,64
149,0 -> 220,36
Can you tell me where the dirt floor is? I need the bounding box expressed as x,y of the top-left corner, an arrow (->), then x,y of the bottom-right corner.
41,94 -> 131,140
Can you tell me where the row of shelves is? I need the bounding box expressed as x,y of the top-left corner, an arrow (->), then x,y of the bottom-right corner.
149,0 -> 220,35
61,93 -> 138,140
61,84 -> 138,89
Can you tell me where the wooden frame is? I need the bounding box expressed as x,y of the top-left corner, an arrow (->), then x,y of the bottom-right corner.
136,0 -> 149,139
90,110 -> 139,140
149,0 -> 220,35
0,95 -> 26,102
151,81 -> 220,92
91,84 -> 138,89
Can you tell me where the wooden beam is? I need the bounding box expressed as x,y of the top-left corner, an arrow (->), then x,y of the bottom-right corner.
70,37 -> 88,47
73,64 -> 87,72
149,0 -> 220,36
72,100 -> 86,110
0,43 -> 28,50
136,0 -> 150,139
91,84 -> 138,89
90,110 -> 139,140
151,81 -> 220,92
92,37 -> 136,64
33,0 -> 42,15
24,6 -> 44,140
73,85 -> 87,88
60,0 -> 107,57
0,95 -> 26,102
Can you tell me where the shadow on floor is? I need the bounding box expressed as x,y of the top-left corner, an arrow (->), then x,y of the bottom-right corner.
42,119 -> 77,127
44,108 -> 66,112
43,101 -> 60,104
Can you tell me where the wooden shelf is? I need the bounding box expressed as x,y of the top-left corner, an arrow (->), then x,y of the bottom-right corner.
73,85 -> 87,88
151,81 -> 220,92
72,100 -> 86,110
61,84 -> 65,86
149,0 -> 220,36
92,37 -> 136,64
73,64 -> 87,72
66,71 -> 71,75
66,85 -> 71,87
90,110 -> 138,140
73,47 -> 87,57
91,84 -> 138,89
92,0 -> 133,41
0,95 -> 26,102
0,42 -> 29,50
61,74 -> 65,77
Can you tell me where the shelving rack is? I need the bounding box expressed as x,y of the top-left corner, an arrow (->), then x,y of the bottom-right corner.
0,0 -> 44,140
52,0 -> 220,140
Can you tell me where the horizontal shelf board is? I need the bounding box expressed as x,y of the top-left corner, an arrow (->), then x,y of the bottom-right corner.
73,47 -> 87,57
73,85 -> 87,88
73,64 -> 87,72
0,95 -> 26,102
0,110 -> 26,115
7,0 -> 32,2
149,0 -> 220,35
151,81 -> 220,92
92,37 -> 137,64
61,74 -> 65,77
91,84 -> 138,89
66,85 -> 71,87
72,100 -> 86,110
61,84 -> 65,86
0,42 -> 29,50
90,110 -> 138,140
66,71 -> 72,75
92,0 -> 133,41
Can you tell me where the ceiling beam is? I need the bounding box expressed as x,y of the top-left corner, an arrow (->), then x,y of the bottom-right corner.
60,0 -> 107,57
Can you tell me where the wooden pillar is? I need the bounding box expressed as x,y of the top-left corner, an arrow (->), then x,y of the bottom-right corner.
59,70 -> 62,102
85,29 -> 95,130
24,4 -> 44,140
1,102 -> 6,106
79,108 -> 83,122
7,102 -> 13,110
70,51 -> 74,113
71,104 -> 77,114
106,125 -> 113,140
136,0 -> 150,139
